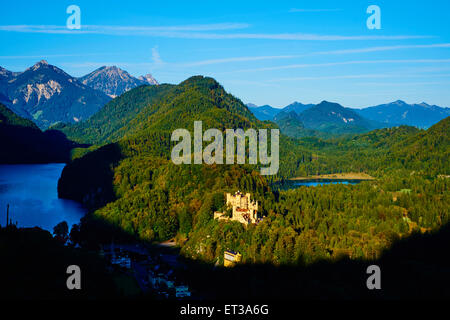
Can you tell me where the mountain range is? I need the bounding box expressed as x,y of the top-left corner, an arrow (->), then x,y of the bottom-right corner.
2,72 -> 449,299
248,99 -> 449,137
296,101 -> 379,133
245,104 -> 280,121
0,61 -> 158,129
78,65 -> 158,98
355,100 -> 450,128
1,59 -> 448,136
253,101 -> 379,137
55,75 -> 448,240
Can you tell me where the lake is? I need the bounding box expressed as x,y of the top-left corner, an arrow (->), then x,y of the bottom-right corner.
0,163 -> 86,232
273,179 -> 364,190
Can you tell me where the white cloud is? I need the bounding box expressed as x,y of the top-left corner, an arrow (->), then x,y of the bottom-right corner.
0,53 -> 112,59
355,81 -> 450,87
0,23 -> 249,34
181,43 -> 450,67
228,59 -> 450,73
0,24 -> 431,41
252,72 -> 450,83
182,55 -> 297,67
289,8 -> 342,13
158,33 -> 429,41
152,46 -> 163,66
315,43 -> 450,55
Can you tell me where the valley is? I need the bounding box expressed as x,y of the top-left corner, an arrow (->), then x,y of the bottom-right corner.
0,71 -> 449,301
2,0 -> 450,311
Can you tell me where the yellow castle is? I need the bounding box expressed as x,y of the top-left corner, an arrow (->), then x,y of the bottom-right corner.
214,191 -> 260,225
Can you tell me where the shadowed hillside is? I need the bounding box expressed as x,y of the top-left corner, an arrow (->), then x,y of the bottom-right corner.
0,103 -> 79,163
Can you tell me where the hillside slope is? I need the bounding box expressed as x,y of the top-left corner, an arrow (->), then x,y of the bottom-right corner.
0,103 -> 75,163
273,110 -> 327,139
55,77 -> 448,273
297,101 -> 379,134
387,116 -> 450,174
56,84 -> 175,144
58,76 -> 276,241
247,104 -> 281,121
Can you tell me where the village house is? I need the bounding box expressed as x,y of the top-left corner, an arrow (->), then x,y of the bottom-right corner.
223,250 -> 242,267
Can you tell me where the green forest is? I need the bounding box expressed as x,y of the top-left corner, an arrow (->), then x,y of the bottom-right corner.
52,76 -> 449,270
0,103 -> 76,163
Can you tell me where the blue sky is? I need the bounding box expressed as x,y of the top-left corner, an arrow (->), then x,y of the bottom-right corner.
1,0 -> 450,108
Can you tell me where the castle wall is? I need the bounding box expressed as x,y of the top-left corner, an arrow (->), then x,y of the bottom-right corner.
217,191 -> 260,225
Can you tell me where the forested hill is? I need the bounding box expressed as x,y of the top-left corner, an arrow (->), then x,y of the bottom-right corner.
59,76 -> 272,201
55,75 -> 448,273
387,116 -> 450,174
118,76 -> 262,135
275,117 -> 449,178
57,76 -> 277,241
0,103 -> 75,163
55,84 -> 175,145
57,76 -> 265,146
0,102 -> 39,129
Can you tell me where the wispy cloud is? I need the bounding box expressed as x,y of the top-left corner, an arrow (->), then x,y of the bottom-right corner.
152,33 -> 429,41
355,81 -> 450,87
0,24 -> 431,41
267,74 -> 391,82
228,59 -> 450,73
151,46 -> 164,67
4,43 -> 446,64
0,53 -> 112,59
0,23 -> 249,35
233,73 -> 450,93
59,62 -> 154,69
315,43 -> 450,55
289,8 -> 342,13
170,43 -> 450,67
259,72 -> 450,83
182,55 -> 297,67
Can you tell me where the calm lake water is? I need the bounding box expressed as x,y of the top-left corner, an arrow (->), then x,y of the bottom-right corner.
274,179 -> 363,190
0,163 -> 86,231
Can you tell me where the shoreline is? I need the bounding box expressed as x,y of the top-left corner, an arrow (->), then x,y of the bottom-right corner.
289,172 -> 375,181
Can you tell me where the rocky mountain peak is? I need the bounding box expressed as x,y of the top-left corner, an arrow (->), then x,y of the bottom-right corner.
392,100 -> 407,106
78,66 -> 158,98
32,60 -> 49,70
138,73 -> 158,85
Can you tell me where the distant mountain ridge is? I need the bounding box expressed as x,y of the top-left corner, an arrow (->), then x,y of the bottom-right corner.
246,104 -> 281,121
250,100 -> 378,136
355,100 -> 450,128
297,101 -> 379,134
0,61 -> 159,129
78,65 -> 158,98
283,101 -> 314,115
272,110 -> 324,138
0,60 -> 111,129
248,99 -> 449,138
